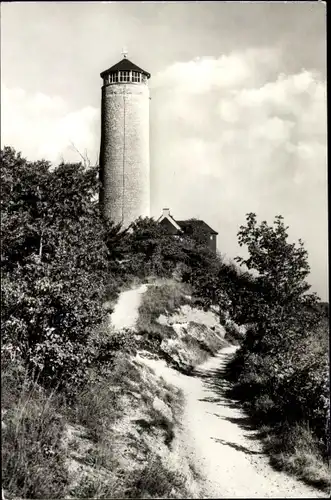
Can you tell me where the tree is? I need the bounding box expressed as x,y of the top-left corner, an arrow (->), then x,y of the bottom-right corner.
121,217 -> 188,278
236,213 -> 314,303
226,212 -> 329,455
1,147 -> 124,389
234,213 -> 321,347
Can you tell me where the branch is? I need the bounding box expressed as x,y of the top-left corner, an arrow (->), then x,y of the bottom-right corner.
69,141 -> 91,168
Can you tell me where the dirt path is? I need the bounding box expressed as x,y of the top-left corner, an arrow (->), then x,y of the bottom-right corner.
139,346 -> 326,498
110,284 -> 147,331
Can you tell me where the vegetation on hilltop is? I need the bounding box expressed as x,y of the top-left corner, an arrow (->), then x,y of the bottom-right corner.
1,146 -> 329,496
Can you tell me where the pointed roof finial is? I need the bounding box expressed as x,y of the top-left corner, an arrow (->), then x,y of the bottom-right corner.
122,46 -> 128,59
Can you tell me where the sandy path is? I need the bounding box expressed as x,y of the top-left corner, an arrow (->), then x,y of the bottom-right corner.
138,346 -> 326,498
110,284 -> 147,331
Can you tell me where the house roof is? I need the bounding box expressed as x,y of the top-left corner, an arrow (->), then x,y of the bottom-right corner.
157,211 -> 218,236
177,219 -> 218,235
156,213 -> 183,232
100,58 -> 151,79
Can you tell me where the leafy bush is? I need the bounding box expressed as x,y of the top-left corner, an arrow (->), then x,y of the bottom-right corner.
1,147 -> 125,389
224,213 -> 330,483
116,217 -> 189,280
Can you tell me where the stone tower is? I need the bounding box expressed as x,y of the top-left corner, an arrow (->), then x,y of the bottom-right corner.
99,54 -> 151,227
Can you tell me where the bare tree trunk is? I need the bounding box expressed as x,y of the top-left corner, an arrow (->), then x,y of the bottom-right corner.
38,231 -> 43,261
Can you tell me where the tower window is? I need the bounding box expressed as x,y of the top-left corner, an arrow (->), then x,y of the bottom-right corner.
109,72 -> 119,83
119,71 -> 130,82
132,71 -> 141,83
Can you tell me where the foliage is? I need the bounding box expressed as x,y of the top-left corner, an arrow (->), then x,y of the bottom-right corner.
268,422 -> 330,491
1,147 -> 124,389
181,218 -> 214,246
120,217 -> 189,279
225,213 -> 329,461
2,146 -> 328,493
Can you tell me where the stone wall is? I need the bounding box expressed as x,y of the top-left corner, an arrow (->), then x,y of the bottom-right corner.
100,82 -> 150,227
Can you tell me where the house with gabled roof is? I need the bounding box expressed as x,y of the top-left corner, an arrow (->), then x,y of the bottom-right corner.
156,208 -> 218,253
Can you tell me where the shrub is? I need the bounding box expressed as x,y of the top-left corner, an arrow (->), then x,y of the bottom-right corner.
1,147 -> 126,390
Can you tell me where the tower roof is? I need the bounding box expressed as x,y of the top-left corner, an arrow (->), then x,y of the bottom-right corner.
100,58 -> 151,79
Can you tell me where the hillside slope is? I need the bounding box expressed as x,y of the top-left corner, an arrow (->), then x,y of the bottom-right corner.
3,281 -> 327,499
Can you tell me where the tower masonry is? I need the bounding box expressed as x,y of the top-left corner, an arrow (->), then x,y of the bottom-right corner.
99,55 -> 151,227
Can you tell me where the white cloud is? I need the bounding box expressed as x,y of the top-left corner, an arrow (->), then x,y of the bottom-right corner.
151,49 -> 327,298
1,85 -> 99,164
153,47 -> 281,94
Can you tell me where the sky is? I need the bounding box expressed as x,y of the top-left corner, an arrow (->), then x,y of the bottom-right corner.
1,1 -> 328,299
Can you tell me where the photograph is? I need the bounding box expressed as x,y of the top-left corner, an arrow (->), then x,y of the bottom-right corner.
1,1 -> 329,499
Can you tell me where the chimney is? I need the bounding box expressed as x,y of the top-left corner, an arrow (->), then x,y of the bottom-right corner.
162,208 -> 170,217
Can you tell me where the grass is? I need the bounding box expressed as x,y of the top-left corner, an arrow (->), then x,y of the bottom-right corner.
135,280 -> 192,360
70,474 -> 126,499
136,279 -> 228,373
2,362 -> 69,499
2,345 -> 184,499
68,377 -> 120,442
262,422 -> 331,492
68,351 -> 144,440
71,452 -> 187,499
126,453 -> 187,499
137,279 -> 191,330
63,347 -> 188,499
134,410 -> 176,448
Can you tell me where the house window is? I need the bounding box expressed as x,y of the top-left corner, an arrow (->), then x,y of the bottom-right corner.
119,71 -> 130,82
132,71 -> 141,83
210,235 -> 213,240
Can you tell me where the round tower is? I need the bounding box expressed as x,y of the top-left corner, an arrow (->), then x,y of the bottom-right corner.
99,53 -> 151,227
